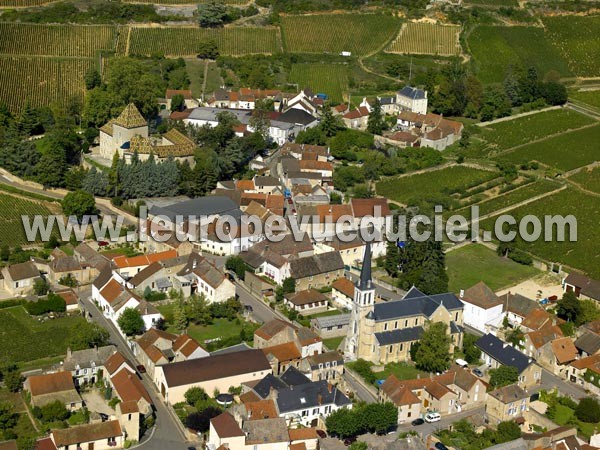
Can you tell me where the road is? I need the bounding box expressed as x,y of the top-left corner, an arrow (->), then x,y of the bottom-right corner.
343,371 -> 377,404
395,406 -> 486,437
78,286 -> 192,450
534,368 -> 587,400
235,280 -> 284,324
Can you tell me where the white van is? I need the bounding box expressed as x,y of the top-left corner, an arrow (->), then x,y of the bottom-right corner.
425,412 -> 441,423
455,358 -> 469,368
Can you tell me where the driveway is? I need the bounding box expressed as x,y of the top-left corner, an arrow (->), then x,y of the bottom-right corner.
82,390 -> 114,416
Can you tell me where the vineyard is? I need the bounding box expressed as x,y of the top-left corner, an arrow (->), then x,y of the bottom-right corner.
0,193 -> 53,246
280,14 -> 400,56
289,64 -> 349,103
468,25 -> 572,84
0,56 -> 94,113
463,0 -> 518,5
0,23 -> 117,57
386,22 -> 461,56
494,124 -> 600,171
543,15 -> 600,77
0,0 -> 50,7
127,26 -> 281,56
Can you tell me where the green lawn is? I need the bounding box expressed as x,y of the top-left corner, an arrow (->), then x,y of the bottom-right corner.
376,166 -> 498,205
468,25 -> 572,84
289,63 -> 349,103
495,124 -> 600,171
376,362 -> 428,381
569,166 -> 600,194
569,89 -> 600,111
446,243 -> 540,293
480,188 -> 600,279
323,336 -> 344,351
0,306 -> 88,365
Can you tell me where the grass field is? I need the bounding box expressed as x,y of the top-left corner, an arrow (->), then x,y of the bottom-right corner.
323,336 -> 344,351
289,63 -> 349,103
376,166 -> 498,204
495,124 -> 600,171
544,15 -> 600,77
477,108 -> 595,154
468,26 -> 572,84
0,306 -> 87,364
0,193 -> 55,246
446,243 -> 540,292
569,89 -> 600,110
386,22 -> 460,56
480,188 -> 600,278
0,56 -> 93,113
569,167 -> 600,194
128,26 -> 281,57
281,14 -> 400,56
0,23 -> 117,57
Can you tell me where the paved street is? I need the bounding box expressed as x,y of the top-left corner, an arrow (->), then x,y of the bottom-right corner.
535,368 -> 587,400
343,371 -> 377,404
235,280 -> 285,324
395,406 -> 486,438
78,288 -> 192,450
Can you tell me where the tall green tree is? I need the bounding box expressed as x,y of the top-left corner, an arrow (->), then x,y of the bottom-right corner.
320,102 -> 341,137
117,307 -> 146,336
397,232 -> 448,295
198,1 -> 228,27
366,99 -> 384,135
413,322 -> 451,372
556,291 -> 583,325
62,190 -> 97,220
488,365 -> 518,389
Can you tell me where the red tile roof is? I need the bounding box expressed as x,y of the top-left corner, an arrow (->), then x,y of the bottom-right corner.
332,277 -> 355,299
210,413 -> 244,438
27,372 -> 75,396
111,370 -> 152,405
112,250 -> 177,269
350,198 -> 391,218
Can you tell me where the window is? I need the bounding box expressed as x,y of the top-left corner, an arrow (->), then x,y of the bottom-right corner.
415,318 -> 418,326
384,323 -> 388,331
405,319 -> 408,327
400,344 -> 403,351
389,346 -> 393,354
394,321 -> 398,329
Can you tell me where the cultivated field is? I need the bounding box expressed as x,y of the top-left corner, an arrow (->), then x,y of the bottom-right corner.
544,15 -> 600,77
127,26 -> 281,56
0,23 -> 117,57
478,108 -> 595,154
0,193 -> 54,246
569,89 -> 600,110
463,0 -> 518,5
0,306 -> 87,364
0,56 -> 93,113
124,0 -> 246,3
0,0 -> 52,7
289,63 -> 349,103
446,243 -> 540,293
468,25 -> 572,84
494,124 -> 600,171
480,188 -> 600,279
386,22 -> 460,56
376,166 -> 498,204
569,167 -> 600,194
280,14 -> 400,56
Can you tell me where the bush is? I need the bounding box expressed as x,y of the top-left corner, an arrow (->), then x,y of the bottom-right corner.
575,398 -> 600,423
350,359 -> 377,385
184,387 -> 208,406
25,293 -> 66,315
39,400 -> 69,423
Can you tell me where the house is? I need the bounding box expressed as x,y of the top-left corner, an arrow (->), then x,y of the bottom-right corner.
25,372 -> 82,410
501,292 -> 542,326
61,345 -> 117,386
342,106 -> 370,130
379,376 -> 421,424
112,250 -> 178,279
475,334 -> 542,389
288,428 -> 319,450
311,314 -> 350,340
299,351 -> 345,383
110,368 -> 153,416
43,250 -> 98,285
460,282 -> 504,334
1,261 -> 40,296
127,254 -> 189,295
568,353 -> 600,388
50,420 -> 123,450
99,103 -> 148,159
564,272 -> 600,303
521,320 -> 563,360
104,352 -> 134,378
175,253 -> 235,302
254,319 -> 323,358
314,236 -> 365,268
395,111 -> 463,151
165,89 -> 198,110
284,289 -> 329,315
378,96 -> 397,114
56,289 -> 80,312
396,86 -> 428,115
375,131 -> 420,149
262,342 -> 303,375
289,252 -> 344,291
73,242 -> 110,272
486,384 -> 529,424
154,349 -> 271,404
208,412 -> 291,450
331,278 -> 355,310
574,331 -> 600,357
546,337 -> 578,377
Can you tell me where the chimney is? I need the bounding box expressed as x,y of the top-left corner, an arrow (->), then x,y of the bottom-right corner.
95,345 -> 99,353
66,347 -> 72,359
317,393 -> 323,405
459,289 -> 464,299
327,383 -> 333,394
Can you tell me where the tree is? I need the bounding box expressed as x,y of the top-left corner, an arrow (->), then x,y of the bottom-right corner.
69,322 -> 109,350
0,402 -> 17,430
173,300 -> 188,331
488,366 -> 518,389
0,245 -> 9,261
413,322 -> 451,373
33,278 -> 49,296
383,240 -> 400,277
556,291 -> 583,325
496,420 -> 522,443
225,256 -> 246,280
197,39 -> 219,59
325,407 -> 360,438
62,190 -> 97,221
320,102 -> 341,137
3,368 -> 24,392
185,407 -> 222,432
575,397 -> 600,423
39,400 -> 69,422
397,233 -> 448,295
367,99 -> 384,135
170,94 -> 185,112
84,68 -> 102,90
462,333 -> 481,364
282,277 -> 295,294
185,387 -> 208,406
359,402 -> 398,434
82,166 -> 109,197
352,184 -> 374,199
249,99 -> 272,139
117,308 -> 146,336
198,1 -> 228,27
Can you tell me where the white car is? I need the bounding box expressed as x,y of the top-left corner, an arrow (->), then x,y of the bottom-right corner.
425,412 -> 441,423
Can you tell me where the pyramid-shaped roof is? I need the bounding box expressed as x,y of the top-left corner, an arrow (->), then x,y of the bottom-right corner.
113,103 -> 146,129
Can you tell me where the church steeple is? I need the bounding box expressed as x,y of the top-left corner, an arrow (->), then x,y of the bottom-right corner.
357,241 -> 372,290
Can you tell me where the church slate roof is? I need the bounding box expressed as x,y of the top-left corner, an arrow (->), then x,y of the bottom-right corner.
375,326 -> 424,346
372,288 -> 462,322
113,103 -> 146,129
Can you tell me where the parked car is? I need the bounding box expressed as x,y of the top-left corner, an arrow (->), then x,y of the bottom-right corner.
434,442 -> 449,450
411,418 -> 424,426
472,368 -> 484,378
136,364 -> 146,374
343,437 -> 357,446
316,430 -> 327,439
425,412 -> 441,423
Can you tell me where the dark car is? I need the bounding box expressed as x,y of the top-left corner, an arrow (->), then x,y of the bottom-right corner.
136,364 -> 146,374
434,443 -> 449,450
472,368 -> 484,378
316,430 -> 327,439
343,437 -> 357,446
411,418 -> 425,426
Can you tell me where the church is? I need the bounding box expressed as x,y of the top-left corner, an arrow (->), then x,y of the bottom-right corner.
345,243 -> 464,364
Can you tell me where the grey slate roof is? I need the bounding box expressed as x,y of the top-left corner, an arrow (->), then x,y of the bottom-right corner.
279,366 -> 311,387
62,345 -> 117,372
243,418 -> 289,444
375,326 -> 423,346
378,96 -> 396,105
187,107 -> 252,124
278,108 -> 317,126
253,374 -> 288,399
149,195 -> 240,221
398,86 -> 426,100
289,251 -> 344,279
311,313 -> 351,329
574,331 -> 600,355
276,380 -> 351,413
475,334 -> 533,374
210,342 -> 252,356
372,286 -> 463,322
357,241 -> 372,290
450,321 -> 463,334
